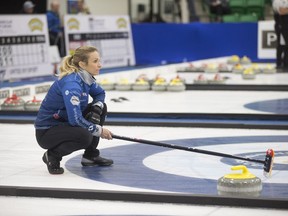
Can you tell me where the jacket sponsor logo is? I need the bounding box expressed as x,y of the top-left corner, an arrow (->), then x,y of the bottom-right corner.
70,95 -> 80,105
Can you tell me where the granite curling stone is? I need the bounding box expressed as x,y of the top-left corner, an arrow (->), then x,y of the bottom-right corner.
217,165 -> 262,197
132,77 -> 150,91
151,76 -> 167,91
24,96 -> 42,111
98,79 -> 115,90
167,75 -> 186,91
115,78 -> 132,91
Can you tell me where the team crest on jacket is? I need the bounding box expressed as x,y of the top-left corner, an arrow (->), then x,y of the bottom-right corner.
70,95 -> 80,105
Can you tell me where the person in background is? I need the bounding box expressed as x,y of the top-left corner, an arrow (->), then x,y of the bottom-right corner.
273,1 -> 285,71
206,0 -> 231,22
46,0 -> 65,57
187,0 -> 199,22
273,0 -> 288,71
77,0 -> 91,14
35,45 -> 113,175
19,0 -> 36,14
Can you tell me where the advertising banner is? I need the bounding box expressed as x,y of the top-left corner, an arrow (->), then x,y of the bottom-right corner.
258,20 -> 277,59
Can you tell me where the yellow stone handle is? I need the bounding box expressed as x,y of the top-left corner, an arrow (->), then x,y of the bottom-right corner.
231,165 -> 248,174
224,165 -> 256,179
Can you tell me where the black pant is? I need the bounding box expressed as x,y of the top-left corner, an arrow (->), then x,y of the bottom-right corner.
35,103 -> 107,161
279,15 -> 288,69
275,15 -> 285,68
49,32 -> 65,57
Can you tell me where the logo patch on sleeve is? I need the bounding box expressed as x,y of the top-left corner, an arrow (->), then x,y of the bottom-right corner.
70,95 -> 80,106
88,125 -> 94,132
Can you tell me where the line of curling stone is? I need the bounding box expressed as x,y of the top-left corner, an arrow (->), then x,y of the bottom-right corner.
193,63 -> 277,84
227,55 -> 252,65
194,73 -> 226,84
0,94 -> 42,111
217,165 -> 262,197
98,75 -> 186,92
178,54 -> 276,77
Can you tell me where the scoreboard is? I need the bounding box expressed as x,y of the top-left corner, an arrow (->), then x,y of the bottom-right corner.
64,15 -> 135,68
0,15 -> 51,82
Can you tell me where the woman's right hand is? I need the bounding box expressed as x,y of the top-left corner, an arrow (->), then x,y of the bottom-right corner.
101,127 -> 113,140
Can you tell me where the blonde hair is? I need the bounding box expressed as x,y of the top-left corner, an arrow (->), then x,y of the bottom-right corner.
58,46 -> 98,79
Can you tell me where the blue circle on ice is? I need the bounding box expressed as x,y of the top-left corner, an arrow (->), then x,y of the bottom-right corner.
65,135 -> 288,197
244,98 -> 288,114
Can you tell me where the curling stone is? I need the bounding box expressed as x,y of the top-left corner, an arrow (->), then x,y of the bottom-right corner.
262,64 -> 276,74
232,63 -> 245,74
115,79 -> 132,91
208,73 -> 225,84
240,56 -> 252,65
227,55 -> 240,65
193,74 -> 208,84
98,79 -> 115,91
167,75 -> 186,91
242,67 -> 256,80
218,63 -> 230,72
24,96 -> 42,111
251,64 -> 261,74
183,63 -> 199,72
204,63 -> 218,73
132,78 -> 150,91
217,165 -> 262,197
196,64 -> 205,72
1,94 -> 25,111
151,76 -> 167,91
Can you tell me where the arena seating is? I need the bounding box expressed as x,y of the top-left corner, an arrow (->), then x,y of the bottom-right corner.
228,0 -> 266,20
246,0 -> 266,20
229,0 -> 247,15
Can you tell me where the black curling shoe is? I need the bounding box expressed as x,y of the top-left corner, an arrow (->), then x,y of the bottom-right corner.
42,151 -> 64,174
81,155 -> 114,166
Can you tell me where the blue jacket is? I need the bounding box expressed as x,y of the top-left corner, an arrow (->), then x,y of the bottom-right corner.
35,70 -> 105,136
46,10 -> 61,34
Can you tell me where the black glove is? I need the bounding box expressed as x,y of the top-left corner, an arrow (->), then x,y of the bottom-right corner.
85,105 -> 102,125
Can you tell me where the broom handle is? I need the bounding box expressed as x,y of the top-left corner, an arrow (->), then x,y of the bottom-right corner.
112,134 -> 265,164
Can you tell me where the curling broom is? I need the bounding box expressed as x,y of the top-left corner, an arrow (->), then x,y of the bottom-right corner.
112,134 -> 274,177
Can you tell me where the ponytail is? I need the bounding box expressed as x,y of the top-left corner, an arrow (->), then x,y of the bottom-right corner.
58,55 -> 79,79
